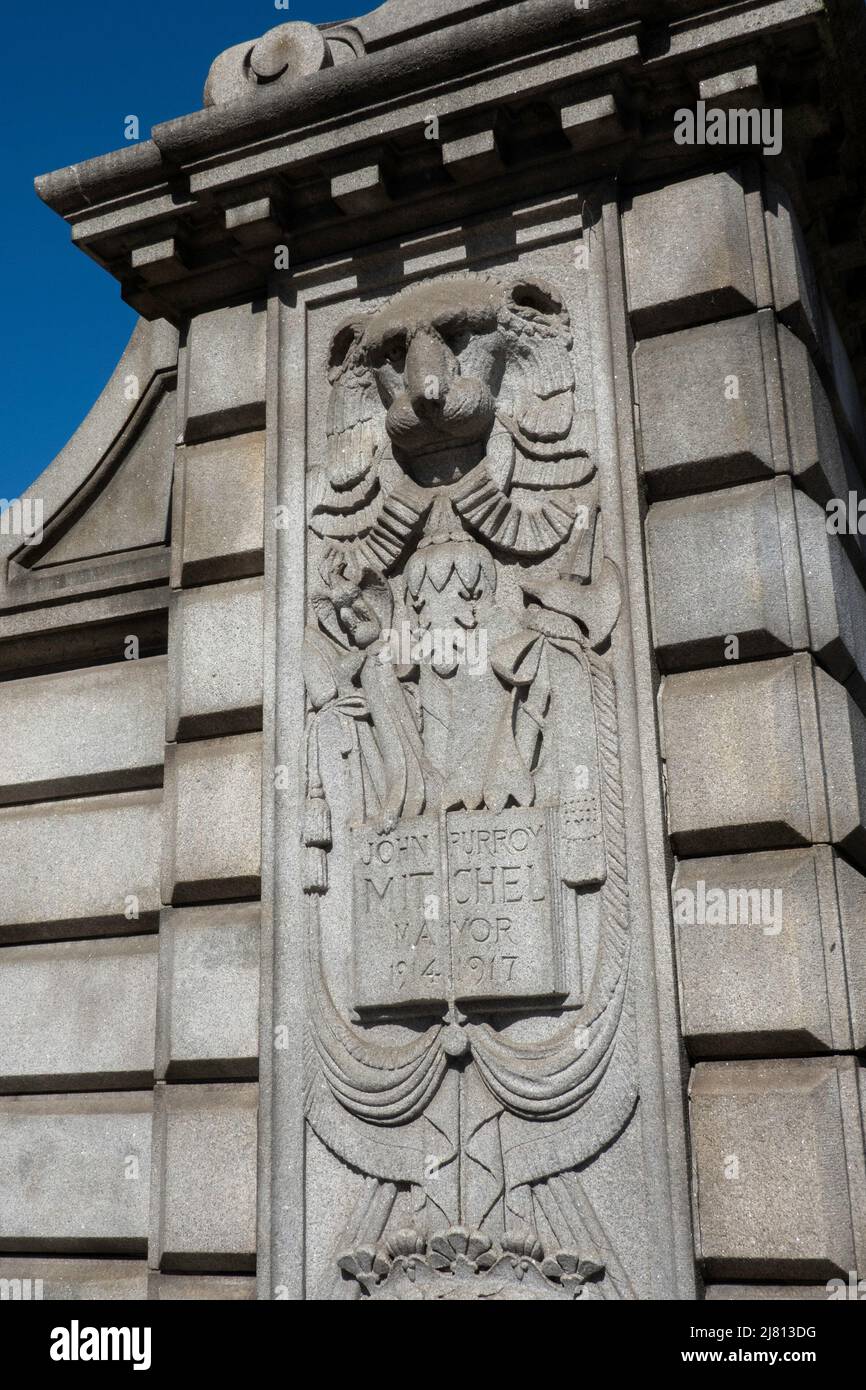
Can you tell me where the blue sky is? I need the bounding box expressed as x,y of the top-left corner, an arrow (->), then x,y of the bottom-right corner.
1,0 -> 351,502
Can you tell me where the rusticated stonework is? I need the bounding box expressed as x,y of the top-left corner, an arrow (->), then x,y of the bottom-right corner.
11,0 -> 866,1305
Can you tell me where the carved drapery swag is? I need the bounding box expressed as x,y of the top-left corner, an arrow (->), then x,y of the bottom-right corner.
299,272 -> 636,1300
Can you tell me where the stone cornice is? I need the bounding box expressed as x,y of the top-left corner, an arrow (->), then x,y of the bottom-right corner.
32,0 -> 866,386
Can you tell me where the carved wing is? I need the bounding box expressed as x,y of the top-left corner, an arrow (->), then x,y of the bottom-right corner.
310,316 -> 386,543
325,316 -> 383,489
496,276 -> 594,489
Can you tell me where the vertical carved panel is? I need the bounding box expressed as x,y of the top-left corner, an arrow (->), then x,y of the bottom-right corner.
267,200 -> 694,1300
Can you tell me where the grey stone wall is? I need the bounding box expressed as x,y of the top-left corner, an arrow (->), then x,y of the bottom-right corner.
628,165 -> 866,1296
3,0 -> 866,1300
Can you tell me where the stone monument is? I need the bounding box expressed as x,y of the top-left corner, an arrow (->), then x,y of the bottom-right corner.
1,0 -> 865,1300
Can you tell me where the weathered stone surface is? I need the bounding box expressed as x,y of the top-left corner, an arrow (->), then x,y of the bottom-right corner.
764,179 -> 824,357
662,657 -> 824,856
0,790 -> 161,942
167,579 -> 263,740
157,905 -> 259,1080
834,855 -> 866,1052
813,662 -> 866,868
150,1083 -> 257,1271
0,936 -> 157,1090
171,432 -> 265,586
636,316 -> 775,499
0,1093 -> 151,1252
281,258 -> 689,1304
691,1058 -> 866,1280
780,325 -> 866,584
0,657 -> 166,805
648,478 -> 866,698
647,478 -> 805,668
0,1258 -> 149,1300
705,1284 -> 830,1300
184,302 -> 266,442
623,170 -> 755,337
674,847 -> 860,1056
20,0 -> 866,1308
663,656 -> 866,864
441,126 -> 504,182
795,488 -> 866,706
0,590 -> 168,682
148,1273 -> 256,1300
162,735 -> 262,904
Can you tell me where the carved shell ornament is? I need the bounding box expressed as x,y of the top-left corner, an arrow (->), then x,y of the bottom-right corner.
302,271 -> 635,1299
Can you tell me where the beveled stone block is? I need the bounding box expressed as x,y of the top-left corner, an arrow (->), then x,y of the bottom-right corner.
691,1057 -> 866,1279
834,855 -> 866,1051
0,790 -> 162,943
635,315 -> 774,498
662,656 -> 825,856
795,488 -> 866,705
0,935 -> 157,1091
0,1258 -> 149,1301
0,1092 -> 152,1253
623,169 -> 756,336
184,302 -> 266,442
814,662 -> 866,867
157,905 -> 259,1080
167,578 -> 263,740
648,477 -> 866,699
823,292 -> 866,458
663,656 -> 866,864
162,735 -> 262,904
674,846 -> 861,1056
781,324 -> 850,505
172,432 -> 265,586
0,657 -> 166,805
647,478 -> 805,668
764,178 -> 824,356
150,1083 -> 257,1271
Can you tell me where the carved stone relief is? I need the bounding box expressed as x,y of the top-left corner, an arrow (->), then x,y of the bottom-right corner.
300,270 -> 636,1300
